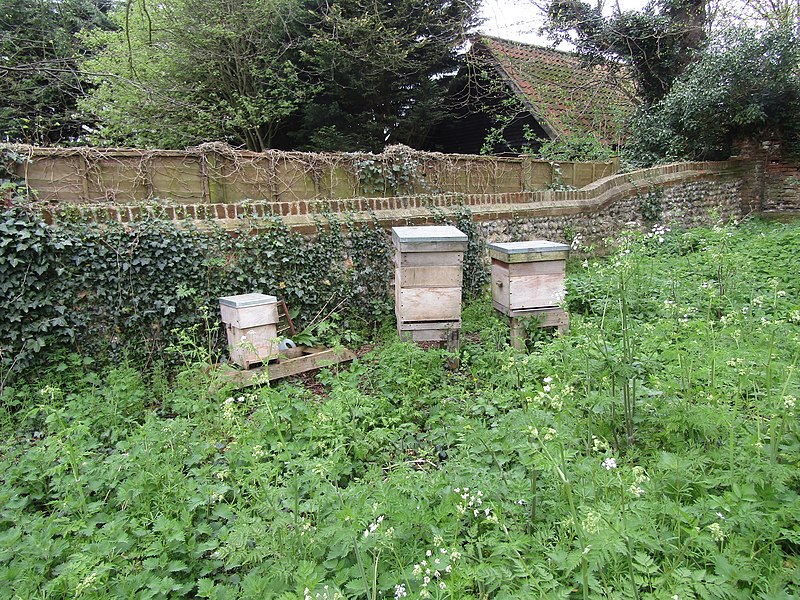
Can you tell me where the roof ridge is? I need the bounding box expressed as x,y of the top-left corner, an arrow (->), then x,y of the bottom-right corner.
476,35 -> 581,59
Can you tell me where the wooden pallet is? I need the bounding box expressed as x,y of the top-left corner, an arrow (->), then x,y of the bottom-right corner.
220,345 -> 356,388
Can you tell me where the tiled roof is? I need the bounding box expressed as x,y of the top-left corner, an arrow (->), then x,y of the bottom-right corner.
476,36 -> 635,144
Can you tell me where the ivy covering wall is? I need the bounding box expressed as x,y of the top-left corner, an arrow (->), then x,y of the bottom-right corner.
0,202 -> 487,377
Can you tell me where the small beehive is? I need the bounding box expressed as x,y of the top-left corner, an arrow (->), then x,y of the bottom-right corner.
392,225 -> 468,346
219,293 -> 279,369
489,240 -> 569,315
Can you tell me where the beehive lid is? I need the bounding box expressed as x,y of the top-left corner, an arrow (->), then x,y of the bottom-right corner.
219,293 -> 278,308
392,226 -> 468,252
488,240 -> 570,263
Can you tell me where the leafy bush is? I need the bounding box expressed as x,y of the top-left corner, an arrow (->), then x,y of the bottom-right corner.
625,24 -> 800,165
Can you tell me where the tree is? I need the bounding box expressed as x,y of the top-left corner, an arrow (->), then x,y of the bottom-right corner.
623,24 -> 800,164
80,0 -> 313,150
0,0 -> 114,144
544,0 -> 708,103
710,0 -> 800,32
80,0 -> 480,151
293,0 -> 481,151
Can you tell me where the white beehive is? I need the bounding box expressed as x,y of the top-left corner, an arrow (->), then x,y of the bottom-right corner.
219,293 -> 279,369
392,225 -> 468,346
489,240 -> 569,315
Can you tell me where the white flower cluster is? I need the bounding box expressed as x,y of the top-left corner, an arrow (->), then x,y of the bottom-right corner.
222,393 -> 254,421
646,224 -> 670,243
601,457 -> 617,470
304,585 -> 343,600
528,377 -> 572,412
412,541 -> 458,599
707,522 -> 725,543
363,515 -> 384,538
300,517 -> 316,540
453,487 -> 496,522
591,436 -> 610,454
583,510 -> 601,534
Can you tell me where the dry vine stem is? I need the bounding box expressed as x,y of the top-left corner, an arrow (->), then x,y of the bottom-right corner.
2,142 -> 583,205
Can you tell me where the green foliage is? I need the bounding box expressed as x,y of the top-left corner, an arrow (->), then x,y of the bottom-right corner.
0,200 -> 489,381
2,219 -> 800,598
523,129 -> 616,162
0,206 -> 393,377
352,147 -> 430,196
544,0 -> 707,104
295,0 -> 481,151
0,0 -> 114,144
80,0 -> 313,150
634,182 -> 665,222
78,0 -> 480,151
625,24 -> 800,163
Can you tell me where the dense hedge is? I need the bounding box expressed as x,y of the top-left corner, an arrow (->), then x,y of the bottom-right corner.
0,202 -> 487,376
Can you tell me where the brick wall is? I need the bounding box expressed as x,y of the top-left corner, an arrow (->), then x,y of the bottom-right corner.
764,159 -> 800,212
38,160 -> 750,248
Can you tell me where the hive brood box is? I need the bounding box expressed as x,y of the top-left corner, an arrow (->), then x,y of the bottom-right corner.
392,225 -> 468,346
219,293 -> 279,369
489,240 -> 569,315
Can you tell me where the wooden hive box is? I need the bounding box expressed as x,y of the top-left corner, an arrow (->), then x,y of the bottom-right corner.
489,240 -> 569,316
392,226 -> 468,344
219,293 -> 279,369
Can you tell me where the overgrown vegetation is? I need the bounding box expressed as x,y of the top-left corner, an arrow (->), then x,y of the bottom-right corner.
0,201 -> 486,379
1,219 -> 799,598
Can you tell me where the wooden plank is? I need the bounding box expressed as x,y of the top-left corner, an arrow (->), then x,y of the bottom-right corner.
492,249 -> 569,263
394,240 -> 468,253
508,275 -> 566,310
508,260 -> 565,277
399,251 -> 464,267
488,241 -> 570,263
399,265 -> 462,288
222,346 -> 356,387
491,262 -> 511,311
220,302 -> 279,329
398,320 -> 460,331
509,308 -> 570,347
506,306 -> 570,322
396,287 -> 462,322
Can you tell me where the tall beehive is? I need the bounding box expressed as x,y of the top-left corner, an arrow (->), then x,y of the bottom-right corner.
489,240 -> 569,315
392,226 -> 468,345
219,293 -> 279,369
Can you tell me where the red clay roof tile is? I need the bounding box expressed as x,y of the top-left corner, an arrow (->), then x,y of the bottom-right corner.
476,36 -> 636,145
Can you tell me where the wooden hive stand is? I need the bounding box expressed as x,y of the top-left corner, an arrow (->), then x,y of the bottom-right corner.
488,240 -> 570,349
392,225 -> 468,352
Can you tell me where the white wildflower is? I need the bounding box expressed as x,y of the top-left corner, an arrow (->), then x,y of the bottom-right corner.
602,457 -> 617,470
708,522 -> 725,543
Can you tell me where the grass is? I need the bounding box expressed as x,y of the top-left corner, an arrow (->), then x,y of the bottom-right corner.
1,218 -> 799,599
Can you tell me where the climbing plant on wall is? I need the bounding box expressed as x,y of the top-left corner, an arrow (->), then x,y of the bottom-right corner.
0,199 -> 487,379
